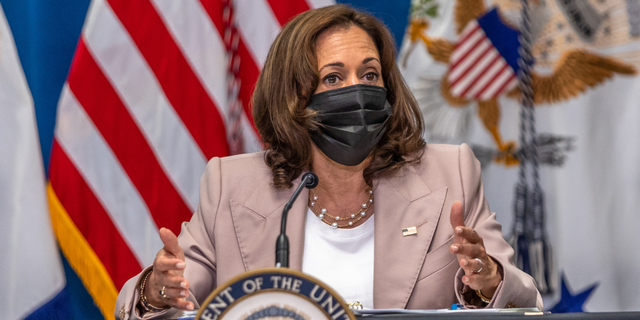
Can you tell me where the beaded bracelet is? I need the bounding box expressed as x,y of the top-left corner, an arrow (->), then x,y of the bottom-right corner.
475,289 -> 492,304
139,270 -> 169,313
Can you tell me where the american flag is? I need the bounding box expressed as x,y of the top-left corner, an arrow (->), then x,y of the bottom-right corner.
447,9 -> 521,101
47,0 -> 332,318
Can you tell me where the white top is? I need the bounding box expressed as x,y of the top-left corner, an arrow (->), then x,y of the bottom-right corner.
301,208 -> 375,309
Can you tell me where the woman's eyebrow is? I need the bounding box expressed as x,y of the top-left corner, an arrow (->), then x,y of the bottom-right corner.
362,57 -> 380,64
319,62 -> 344,72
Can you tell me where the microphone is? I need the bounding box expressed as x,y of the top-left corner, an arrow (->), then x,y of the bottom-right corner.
275,172 -> 318,268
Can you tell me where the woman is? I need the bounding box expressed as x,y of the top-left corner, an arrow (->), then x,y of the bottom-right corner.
115,5 -> 542,319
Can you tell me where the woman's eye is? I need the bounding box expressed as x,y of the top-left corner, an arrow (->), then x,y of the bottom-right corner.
364,72 -> 379,82
324,74 -> 339,84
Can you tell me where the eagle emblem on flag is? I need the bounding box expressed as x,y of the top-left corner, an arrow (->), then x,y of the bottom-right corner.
404,0 -> 637,166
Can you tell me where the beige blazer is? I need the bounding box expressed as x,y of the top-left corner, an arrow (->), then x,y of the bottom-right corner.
115,144 -> 542,319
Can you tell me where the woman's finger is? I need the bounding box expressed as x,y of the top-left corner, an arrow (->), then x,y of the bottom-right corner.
462,272 -> 495,290
159,227 -> 183,258
459,258 -> 484,275
155,258 -> 187,272
462,273 -> 482,288
161,275 -> 189,290
454,226 -> 483,244
159,286 -> 190,300
170,298 -> 195,311
449,201 -> 465,244
450,242 -> 485,258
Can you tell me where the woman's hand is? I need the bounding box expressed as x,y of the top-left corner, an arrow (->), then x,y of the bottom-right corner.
449,202 -> 502,299
144,228 -> 194,310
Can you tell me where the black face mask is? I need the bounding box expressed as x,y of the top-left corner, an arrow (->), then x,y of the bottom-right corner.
307,84 -> 392,166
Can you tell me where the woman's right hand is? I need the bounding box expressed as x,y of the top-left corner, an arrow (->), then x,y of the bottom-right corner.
144,228 -> 194,310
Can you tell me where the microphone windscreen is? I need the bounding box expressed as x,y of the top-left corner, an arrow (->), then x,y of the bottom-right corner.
304,172 -> 318,189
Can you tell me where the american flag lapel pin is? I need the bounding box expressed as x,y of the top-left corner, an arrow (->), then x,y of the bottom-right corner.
402,226 -> 418,236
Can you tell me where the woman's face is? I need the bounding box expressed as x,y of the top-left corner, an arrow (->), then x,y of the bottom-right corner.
314,26 -> 384,94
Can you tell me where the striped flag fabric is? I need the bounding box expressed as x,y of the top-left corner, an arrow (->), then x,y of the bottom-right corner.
447,9 -> 521,101
0,3 -> 66,319
47,0 -> 334,318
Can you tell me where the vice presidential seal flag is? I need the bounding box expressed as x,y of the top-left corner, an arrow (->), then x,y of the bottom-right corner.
400,0 -> 640,312
0,3 -> 66,320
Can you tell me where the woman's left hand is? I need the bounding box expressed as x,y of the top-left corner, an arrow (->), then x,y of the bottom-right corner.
449,201 -> 503,298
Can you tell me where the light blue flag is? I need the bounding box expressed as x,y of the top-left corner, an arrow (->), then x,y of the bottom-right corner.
0,2 -> 66,319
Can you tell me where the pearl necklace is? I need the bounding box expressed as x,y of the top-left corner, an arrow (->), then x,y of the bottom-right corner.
308,190 -> 374,228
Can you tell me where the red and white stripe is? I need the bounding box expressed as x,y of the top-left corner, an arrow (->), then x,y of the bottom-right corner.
50,0 -> 334,289
447,20 -> 517,101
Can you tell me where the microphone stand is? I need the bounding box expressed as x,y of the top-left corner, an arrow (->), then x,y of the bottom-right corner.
275,172 -> 318,268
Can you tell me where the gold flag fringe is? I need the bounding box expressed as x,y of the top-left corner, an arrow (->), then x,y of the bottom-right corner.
47,183 -> 117,320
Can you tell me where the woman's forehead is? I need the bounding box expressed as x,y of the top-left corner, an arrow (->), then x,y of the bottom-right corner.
315,26 -> 379,64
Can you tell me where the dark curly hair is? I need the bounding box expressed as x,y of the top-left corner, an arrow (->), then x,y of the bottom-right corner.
252,4 -> 425,189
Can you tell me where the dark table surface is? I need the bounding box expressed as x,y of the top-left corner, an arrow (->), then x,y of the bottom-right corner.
180,311 -> 640,319
355,312 -> 640,319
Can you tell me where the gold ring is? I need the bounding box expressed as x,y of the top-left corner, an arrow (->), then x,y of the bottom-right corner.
160,286 -> 168,299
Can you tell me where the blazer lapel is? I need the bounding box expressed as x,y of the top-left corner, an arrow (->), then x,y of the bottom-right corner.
373,165 -> 448,309
229,175 -> 308,272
